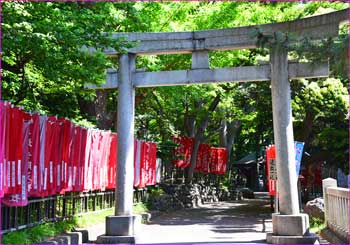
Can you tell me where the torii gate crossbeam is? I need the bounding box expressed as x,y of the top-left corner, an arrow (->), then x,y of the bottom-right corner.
100,9 -> 347,55
87,9 -> 348,245
86,62 -> 328,89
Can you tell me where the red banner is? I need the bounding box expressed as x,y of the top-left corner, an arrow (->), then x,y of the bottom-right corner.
172,137 -> 193,168
195,144 -> 211,173
2,107 -> 27,206
0,101 -> 158,206
107,133 -> 117,190
209,147 -> 227,175
0,102 -> 5,197
134,141 -> 157,188
266,145 -> 276,196
147,142 -> 157,186
172,137 -> 228,175
134,139 -> 141,187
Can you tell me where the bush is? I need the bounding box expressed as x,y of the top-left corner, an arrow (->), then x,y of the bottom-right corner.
1,218 -> 77,244
309,217 -> 326,234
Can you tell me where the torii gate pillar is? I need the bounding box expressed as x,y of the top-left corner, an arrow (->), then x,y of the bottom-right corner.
97,54 -> 141,244
266,45 -> 318,244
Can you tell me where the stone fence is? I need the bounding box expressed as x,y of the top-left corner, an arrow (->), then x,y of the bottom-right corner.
322,178 -> 350,243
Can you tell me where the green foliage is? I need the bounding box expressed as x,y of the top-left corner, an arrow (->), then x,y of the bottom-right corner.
292,28 -> 349,80
309,217 -> 326,234
2,1 -> 348,174
74,209 -> 113,228
133,202 -> 150,214
1,218 -> 77,244
148,187 -> 165,198
1,203 -> 149,244
219,180 -> 230,191
146,187 -> 166,210
292,78 -> 348,172
131,2 -> 349,173
2,2 -> 132,121
252,28 -> 297,50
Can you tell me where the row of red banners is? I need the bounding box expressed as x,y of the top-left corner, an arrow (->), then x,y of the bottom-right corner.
0,101 -> 158,206
172,137 -> 227,174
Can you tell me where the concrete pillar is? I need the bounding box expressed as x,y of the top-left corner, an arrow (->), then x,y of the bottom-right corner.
270,45 -> 299,215
267,45 -> 318,244
97,53 -> 141,244
191,51 -> 209,69
116,53 -> 135,216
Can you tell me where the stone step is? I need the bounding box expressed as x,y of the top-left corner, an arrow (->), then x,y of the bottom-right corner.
38,231 -> 83,244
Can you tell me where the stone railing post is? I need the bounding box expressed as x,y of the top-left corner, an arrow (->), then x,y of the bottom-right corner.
322,178 -> 337,226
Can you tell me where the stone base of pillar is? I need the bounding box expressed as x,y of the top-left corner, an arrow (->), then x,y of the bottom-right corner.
272,213 -> 310,235
96,215 -> 141,244
267,213 -> 319,244
266,233 -> 319,244
97,235 -> 136,244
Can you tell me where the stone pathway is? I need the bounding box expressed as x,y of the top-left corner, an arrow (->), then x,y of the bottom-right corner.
86,192 -> 273,244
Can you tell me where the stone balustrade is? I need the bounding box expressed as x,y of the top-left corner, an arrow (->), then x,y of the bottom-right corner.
322,178 -> 350,243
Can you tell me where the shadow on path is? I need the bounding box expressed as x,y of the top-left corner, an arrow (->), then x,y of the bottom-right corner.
136,193 -> 273,244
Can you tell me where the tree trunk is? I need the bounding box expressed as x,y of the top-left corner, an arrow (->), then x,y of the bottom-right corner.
186,94 -> 221,183
219,119 -> 241,163
219,119 -> 227,147
78,96 -> 96,118
226,120 -> 241,163
301,111 -> 315,150
94,90 -> 110,130
184,103 -> 196,138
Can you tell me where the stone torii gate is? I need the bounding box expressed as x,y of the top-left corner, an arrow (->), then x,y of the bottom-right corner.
86,9 -> 348,244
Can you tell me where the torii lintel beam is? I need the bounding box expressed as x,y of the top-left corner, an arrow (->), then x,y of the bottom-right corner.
85,62 -> 329,89
102,9 -> 348,55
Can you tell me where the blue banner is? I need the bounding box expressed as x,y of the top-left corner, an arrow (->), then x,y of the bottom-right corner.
294,141 -> 304,176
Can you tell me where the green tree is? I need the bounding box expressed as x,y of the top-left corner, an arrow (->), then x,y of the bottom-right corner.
292,78 -> 349,172
130,1 -> 348,181
2,2 -> 131,122
2,1 -> 348,181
